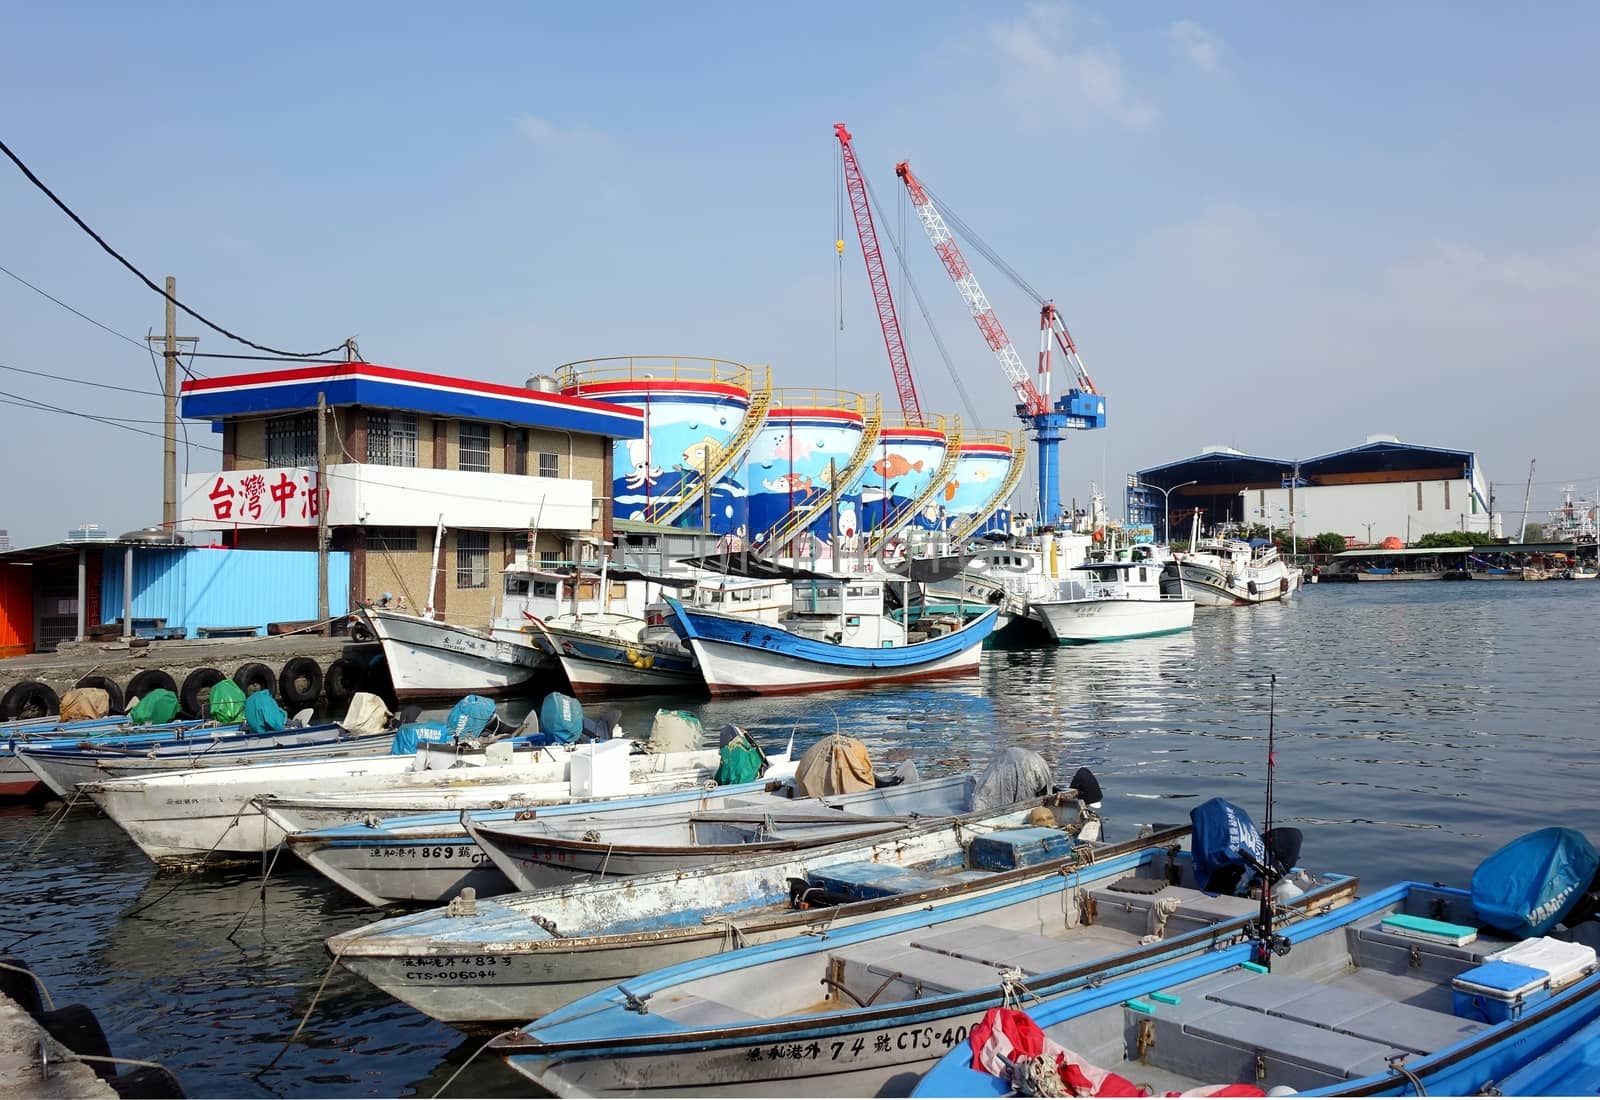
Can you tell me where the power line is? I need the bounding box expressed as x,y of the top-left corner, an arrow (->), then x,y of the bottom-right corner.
0,362 -> 158,397
0,390 -> 220,447
0,136 -> 351,359
0,261 -> 149,351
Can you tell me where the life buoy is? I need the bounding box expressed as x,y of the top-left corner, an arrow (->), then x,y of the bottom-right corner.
280,657 -> 324,707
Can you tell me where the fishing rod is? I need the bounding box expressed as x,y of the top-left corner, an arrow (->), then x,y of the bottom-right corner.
1256,672 -> 1291,967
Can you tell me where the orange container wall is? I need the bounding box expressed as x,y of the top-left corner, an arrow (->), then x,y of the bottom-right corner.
0,564 -> 34,657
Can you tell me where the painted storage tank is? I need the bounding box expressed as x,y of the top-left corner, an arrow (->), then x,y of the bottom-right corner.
923,430 -> 1018,535
558,357 -> 764,533
850,414 -> 950,543
745,389 -> 869,552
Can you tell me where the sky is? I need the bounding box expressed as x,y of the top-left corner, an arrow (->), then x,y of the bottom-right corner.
3,2 -> 1599,547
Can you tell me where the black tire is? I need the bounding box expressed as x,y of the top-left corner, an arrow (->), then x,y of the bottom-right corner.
110,1065 -> 187,1099
0,681 -> 60,722
323,657 -> 365,703
179,667 -> 225,719
349,621 -> 375,643
124,669 -> 178,707
231,661 -> 277,699
0,955 -> 42,1016
279,657 -> 323,708
73,675 -> 124,717
36,1003 -> 115,1080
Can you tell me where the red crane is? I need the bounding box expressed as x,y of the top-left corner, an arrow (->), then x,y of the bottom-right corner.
834,123 -> 923,425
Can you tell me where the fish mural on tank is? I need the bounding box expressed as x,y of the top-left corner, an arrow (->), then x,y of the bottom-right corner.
745,395 -> 866,552
560,368 -> 754,534
931,439 -> 1014,535
852,422 -> 948,542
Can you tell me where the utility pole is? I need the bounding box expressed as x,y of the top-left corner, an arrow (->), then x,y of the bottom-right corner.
147,276 -> 196,538
316,391 -> 330,632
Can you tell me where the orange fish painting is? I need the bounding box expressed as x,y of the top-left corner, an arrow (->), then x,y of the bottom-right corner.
943,479 -> 960,501
872,453 -> 924,479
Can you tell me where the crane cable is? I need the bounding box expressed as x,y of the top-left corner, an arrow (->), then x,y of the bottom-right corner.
0,136 -> 352,359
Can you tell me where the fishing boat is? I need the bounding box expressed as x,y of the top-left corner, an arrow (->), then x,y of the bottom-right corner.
362,606 -> 549,700
490,799 -> 1353,1096
467,768 -> 984,891
16,724 -> 390,798
1177,522 -> 1300,606
913,827 -> 1600,1098
1031,558 -> 1195,644
84,736 -> 723,865
0,717 -> 217,798
525,611 -> 700,699
327,750 -> 1103,1025
663,575 -> 999,696
274,753 -> 797,906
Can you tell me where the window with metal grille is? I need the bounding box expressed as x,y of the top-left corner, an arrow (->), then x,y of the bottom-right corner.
458,422 -> 491,473
540,549 -> 560,568
538,451 -> 560,479
456,530 -> 490,589
366,411 -> 418,466
365,526 -> 418,552
265,413 -> 316,468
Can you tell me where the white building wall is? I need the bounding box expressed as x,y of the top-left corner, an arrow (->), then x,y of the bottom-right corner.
1248,479 -> 1498,545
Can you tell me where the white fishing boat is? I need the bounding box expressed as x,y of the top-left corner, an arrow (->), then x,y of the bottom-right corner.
664,576 -> 999,696
327,750 -> 1104,1025
1032,558 -> 1194,644
363,607 -> 548,701
84,738 -> 722,865
490,800 -> 1352,1097
1176,523 -> 1301,606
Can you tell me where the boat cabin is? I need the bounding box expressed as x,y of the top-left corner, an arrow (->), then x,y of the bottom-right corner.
1061,560 -> 1176,602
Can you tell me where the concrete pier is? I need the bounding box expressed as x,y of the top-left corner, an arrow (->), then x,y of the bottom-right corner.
0,993 -> 116,1099
0,634 -> 383,701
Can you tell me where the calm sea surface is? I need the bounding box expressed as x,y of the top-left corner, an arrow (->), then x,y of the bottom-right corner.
3,581 -> 1598,1097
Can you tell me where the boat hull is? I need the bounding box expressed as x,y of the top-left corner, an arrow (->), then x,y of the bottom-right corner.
1178,561 -> 1298,605
365,608 -> 547,700
1033,597 -> 1194,644
537,623 -> 700,699
665,600 -> 998,696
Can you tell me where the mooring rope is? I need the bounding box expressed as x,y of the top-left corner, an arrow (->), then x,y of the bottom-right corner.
0,959 -> 55,1010
429,1028 -> 520,1098
124,799 -> 255,919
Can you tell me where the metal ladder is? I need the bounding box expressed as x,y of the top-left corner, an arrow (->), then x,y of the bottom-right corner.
757,406 -> 883,550
950,433 -> 1028,544
863,419 -> 965,556
642,373 -> 772,526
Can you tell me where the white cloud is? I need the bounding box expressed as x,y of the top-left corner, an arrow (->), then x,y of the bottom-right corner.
1168,19 -> 1224,74
1147,202 -> 1298,291
514,114 -> 609,149
988,3 -> 1156,129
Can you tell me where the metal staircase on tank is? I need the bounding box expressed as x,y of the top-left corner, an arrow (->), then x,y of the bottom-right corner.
757,405 -> 883,551
864,419 -> 964,556
643,370 -> 772,526
950,433 -> 1028,544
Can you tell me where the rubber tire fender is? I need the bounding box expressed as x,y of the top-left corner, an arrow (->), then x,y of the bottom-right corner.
0,681 -> 61,721
73,675 -> 125,718
109,1065 -> 188,1099
0,955 -> 43,1016
323,657 -> 365,703
124,669 -> 178,708
231,661 -> 278,699
36,1003 -> 115,1080
278,657 -> 323,708
178,667 -> 226,719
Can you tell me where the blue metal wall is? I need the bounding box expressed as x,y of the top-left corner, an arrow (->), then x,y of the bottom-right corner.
100,548 -> 351,637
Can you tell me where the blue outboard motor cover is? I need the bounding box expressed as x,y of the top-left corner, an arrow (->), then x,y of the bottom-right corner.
389,721 -> 449,756
538,692 -> 584,744
1472,827 -> 1599,939
443,695 -> 498,741
1190,797 -> 1268,886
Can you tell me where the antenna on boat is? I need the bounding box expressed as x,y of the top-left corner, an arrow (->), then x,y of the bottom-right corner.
1256,672 -> 1290,968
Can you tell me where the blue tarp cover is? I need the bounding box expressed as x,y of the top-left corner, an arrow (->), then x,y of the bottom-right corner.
538,693 -> 584,744
444,695 -> 497,741
389,722 -> 449,755
1190,797 -> 1268,885
244,691 -> 287,734
1472,827 -> 1599,939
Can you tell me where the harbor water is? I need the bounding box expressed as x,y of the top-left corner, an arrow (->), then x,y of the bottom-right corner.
2,581 -> 1597,1097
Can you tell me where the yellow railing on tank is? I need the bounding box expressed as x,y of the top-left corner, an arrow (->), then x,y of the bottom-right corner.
766,388 -> 867,415
557,356 -> 765,393
952,430 -> 1029,543
876,411 -> 948,435
866,417 -> 963,555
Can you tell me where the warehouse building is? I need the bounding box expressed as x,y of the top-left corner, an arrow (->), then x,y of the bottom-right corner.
1128,436 -> 1497,546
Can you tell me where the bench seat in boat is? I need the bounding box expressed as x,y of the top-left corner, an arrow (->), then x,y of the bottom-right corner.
966,828 -> 1077,871
806,861 -> 985,901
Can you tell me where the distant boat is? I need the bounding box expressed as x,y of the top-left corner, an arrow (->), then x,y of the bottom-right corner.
1177,524 -> 1300,605
1032,558 -> 1195,644
663,576 -> 999,695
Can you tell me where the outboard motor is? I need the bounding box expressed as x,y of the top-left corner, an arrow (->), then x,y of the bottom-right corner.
1067,767 -> 1103,809
1472,827 -> 1599,939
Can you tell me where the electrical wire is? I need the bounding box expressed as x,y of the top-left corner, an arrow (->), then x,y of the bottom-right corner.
0,362 -> 157,397
0,390 -> 221,447
0,136 -> 351,359
0,261 -> 151,351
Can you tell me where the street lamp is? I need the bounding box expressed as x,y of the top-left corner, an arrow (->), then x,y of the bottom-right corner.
1137,480 -> 1198,544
